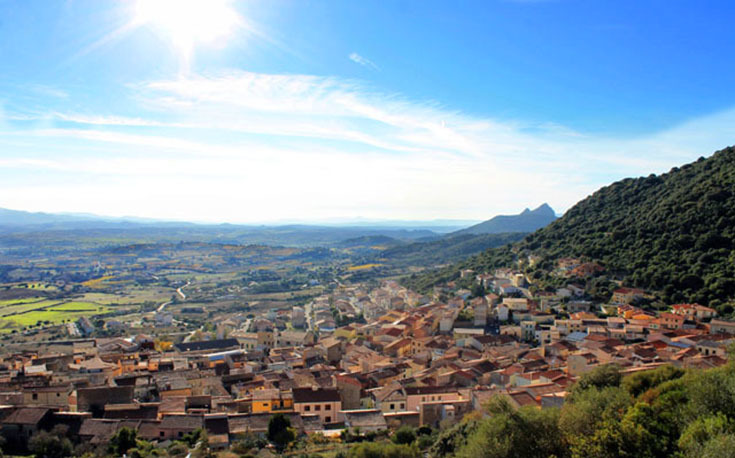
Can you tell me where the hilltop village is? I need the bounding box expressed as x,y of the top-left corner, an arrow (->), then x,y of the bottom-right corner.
0,255 -> 732,455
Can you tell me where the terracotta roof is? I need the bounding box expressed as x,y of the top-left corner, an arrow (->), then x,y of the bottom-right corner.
252,389 -> 280,401
72,357 -> 115,371
405,386 -> 458,396
229,412 -> 304,434
137,420 -> 162,440
2,407 -> 49,425
160,415 -> 203,430
175,339 -> 240,353
79,419 -> 142,443
507,391 -> 538,407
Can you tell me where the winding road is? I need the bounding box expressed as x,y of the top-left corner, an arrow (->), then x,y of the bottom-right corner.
157,280 -> 191,313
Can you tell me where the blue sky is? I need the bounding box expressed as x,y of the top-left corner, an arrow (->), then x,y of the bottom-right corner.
1,0 -> 735,223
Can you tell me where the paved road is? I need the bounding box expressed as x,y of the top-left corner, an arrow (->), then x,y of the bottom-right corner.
157,280 -> 191,313
177,282 -> 189,300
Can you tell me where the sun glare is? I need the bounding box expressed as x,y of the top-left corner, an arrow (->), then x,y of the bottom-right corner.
134,0 -> 240,58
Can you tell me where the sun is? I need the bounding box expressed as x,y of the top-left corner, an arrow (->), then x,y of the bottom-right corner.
134,0 -> 241,61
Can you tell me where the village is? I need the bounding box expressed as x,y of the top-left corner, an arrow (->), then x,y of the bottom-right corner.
0,254 -> 732,455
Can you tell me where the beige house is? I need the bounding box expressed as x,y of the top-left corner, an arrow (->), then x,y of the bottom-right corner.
23,386 -> 71,409
292,387 -> 342,425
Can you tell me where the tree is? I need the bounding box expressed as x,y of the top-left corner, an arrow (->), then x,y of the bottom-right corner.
429,412 -> 482,457
347,442 -> 419,458
472,282 -> 486,298
560,386 -> 631,455
190,430 -> 215,458
621,364 -> 685,398
392,426 -> 416,445
109,426 -> 138,456
28,430 -> 73,458
678,413 -> 735,457
455,396 -> 566,458
181,428 -> 206,448
568,364 -> 622,399
167,442 -> 189,457
268,413 -> 295,451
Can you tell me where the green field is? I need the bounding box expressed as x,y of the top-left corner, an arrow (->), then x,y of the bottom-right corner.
0,300 -> 60,316
0,297 -> 45,307
0,300 -> 111,328
47,301 -> 107,312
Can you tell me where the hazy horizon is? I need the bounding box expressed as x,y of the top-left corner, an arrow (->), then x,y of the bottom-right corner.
0,202 -> 491,227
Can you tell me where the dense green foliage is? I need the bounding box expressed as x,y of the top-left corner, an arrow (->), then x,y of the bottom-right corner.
268,413 -> 296,451
28,427 -> 73,458
109,427 -> 138,456
435,363 -> 735,458
392,426 -> 417,445
408,146 -> 735,310
429,414 -> 482,457
346,441 -> 420,458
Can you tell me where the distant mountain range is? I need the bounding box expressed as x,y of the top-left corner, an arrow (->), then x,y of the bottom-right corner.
0,207 -> 471,232
0,205 -> 554,260
452,203 -> 557,235
0,207 -> 172,228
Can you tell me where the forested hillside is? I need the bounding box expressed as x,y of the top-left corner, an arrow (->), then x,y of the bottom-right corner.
380,232 -> 526,267
407,146 -> 735,310
430,362 -> 735,458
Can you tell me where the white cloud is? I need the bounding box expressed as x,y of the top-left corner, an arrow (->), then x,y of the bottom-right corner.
28,84 -> 69,99
2,70 -> 734,223
348,52 -> 379,71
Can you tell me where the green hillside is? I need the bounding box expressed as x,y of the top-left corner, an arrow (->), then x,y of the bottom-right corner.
406,146 -> 735,310
380,232 -> 526,267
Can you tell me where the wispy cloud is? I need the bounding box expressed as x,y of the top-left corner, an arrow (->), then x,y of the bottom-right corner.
28,85 -> 69,99
1,70 -> 734,223
349,52 -> 380,71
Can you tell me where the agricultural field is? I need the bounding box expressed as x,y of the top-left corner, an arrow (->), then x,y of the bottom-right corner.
0,299 -> 59,316
79,289 -> 170,306
46,301 -> 107,312
0,297 -> 44,307
0,296 -> 112,330
22,282 -> 58,291
347,263 -> 383,271
81,275 -> 117,288
0,237 -> 392,342
1,302 -> 111,328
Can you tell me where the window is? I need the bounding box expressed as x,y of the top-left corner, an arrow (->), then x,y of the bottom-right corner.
400,403 -> 405,409
438,396 -> 442,400
315,405 -> 321,411
178,432 -> 183,438
56,393 -> 60,397
305,405 -> 310,411
326,416 -> 331,423
325,404 -> 331,411
32,393 -> 38,400
160,432 -> 164,437
390,403 -> 395,410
